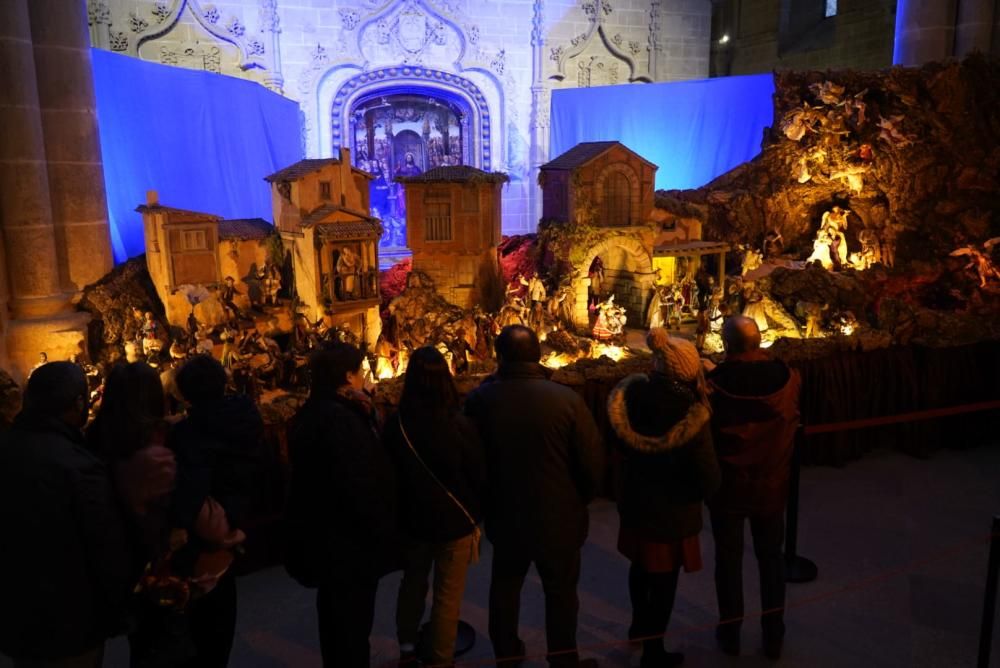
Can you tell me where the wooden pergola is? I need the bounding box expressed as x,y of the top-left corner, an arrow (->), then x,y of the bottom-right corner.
652,239 -> 731,288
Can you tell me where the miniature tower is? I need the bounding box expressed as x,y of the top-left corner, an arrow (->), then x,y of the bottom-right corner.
398,166 -> 509,309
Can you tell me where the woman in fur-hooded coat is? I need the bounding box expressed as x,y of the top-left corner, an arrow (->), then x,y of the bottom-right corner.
608,328 -> 720,668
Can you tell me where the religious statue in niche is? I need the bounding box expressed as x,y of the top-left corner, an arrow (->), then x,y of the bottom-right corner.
335,246 -> 362,300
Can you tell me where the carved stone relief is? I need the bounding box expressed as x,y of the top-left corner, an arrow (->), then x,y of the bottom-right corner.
548,0 -> 652,84
160,44 -> 223,72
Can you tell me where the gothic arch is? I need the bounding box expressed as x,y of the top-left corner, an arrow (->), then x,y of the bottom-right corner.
570,234 -> 654,328
329,66 -> 496,170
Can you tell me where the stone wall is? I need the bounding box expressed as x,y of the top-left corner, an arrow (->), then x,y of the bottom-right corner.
710,0 -> 896,76
85,0 -> 711,235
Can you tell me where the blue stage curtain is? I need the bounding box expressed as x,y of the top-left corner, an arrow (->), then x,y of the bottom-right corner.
91,49 -> 303,263
550,74 -> 775,191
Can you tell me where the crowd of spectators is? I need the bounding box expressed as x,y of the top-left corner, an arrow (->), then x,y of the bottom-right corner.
0,315 -> 798,668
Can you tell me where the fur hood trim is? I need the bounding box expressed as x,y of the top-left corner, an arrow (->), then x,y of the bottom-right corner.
607,373 -> 710,454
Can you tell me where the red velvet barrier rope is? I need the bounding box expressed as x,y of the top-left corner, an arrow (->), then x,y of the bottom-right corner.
803,399 -> 1000,436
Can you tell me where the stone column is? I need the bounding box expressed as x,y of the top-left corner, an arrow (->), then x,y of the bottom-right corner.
893,0 -> 957,66
0,0 -> 89,379
954,0 -> 995,58
0,0 -> 68,319
29,0 -> 114,291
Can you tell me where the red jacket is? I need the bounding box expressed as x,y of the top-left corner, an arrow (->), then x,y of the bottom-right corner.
707,352 -> 801,516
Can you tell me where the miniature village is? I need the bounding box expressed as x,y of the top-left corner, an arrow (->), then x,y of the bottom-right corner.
48,57 -> 1000,424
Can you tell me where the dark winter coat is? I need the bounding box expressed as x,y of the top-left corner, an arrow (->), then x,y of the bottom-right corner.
169,395 -> 265,532
608,373 -> 720,543
285,393 -> 400,586
383,407 -> 486,543
464,362 -> 604,553
0,412 -> 134,661
707,354 -> 801,516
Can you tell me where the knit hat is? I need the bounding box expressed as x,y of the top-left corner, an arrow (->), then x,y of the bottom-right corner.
646,327 -> 701,382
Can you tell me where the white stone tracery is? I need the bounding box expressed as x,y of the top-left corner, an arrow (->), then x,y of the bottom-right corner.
85,0 -> 711,234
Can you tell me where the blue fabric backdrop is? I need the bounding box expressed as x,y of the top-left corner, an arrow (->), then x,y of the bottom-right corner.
550,73 -> 775,191
91,49 -> 303,263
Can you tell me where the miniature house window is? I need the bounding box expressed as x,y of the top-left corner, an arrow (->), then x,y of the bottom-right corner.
461,186 -> 479,213
425,202 -> 453,242
320,181 -> 332,200
181,230 -> 208,250
603,172 -> 631,227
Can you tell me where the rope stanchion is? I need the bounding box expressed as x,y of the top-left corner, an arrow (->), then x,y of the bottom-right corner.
785,398 -> 1000,585
978,516 -> 1000,668
785,424 -> 817,583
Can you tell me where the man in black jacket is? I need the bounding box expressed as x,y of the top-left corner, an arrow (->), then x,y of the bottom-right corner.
0,362 -> 133,667
465,326 -> 604,668
173,355 -> 265,667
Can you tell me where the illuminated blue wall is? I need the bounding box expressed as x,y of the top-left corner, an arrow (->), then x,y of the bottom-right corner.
550,73 -> 775,191
91,49 -> 303,263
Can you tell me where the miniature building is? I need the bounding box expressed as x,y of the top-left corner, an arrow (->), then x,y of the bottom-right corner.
139,192 -> 274,326
539,141 -> 727,328
397,166 -> 509,309
266,148 -> 382,347
539,141 -> 657,227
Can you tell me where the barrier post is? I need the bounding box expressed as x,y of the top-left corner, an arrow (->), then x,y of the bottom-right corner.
977,516 -> 1000,668
785,425 -> 818,583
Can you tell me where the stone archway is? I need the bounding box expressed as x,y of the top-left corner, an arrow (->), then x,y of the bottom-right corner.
571,236 -> 655,330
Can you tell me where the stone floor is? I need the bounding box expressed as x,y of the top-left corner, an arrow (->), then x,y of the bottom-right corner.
7,444 -> 1000,668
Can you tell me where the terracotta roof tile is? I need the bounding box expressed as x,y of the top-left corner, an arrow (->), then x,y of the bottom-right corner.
218,218 -> 273,240
396,166 -> 510,184
540,141 -> 656,171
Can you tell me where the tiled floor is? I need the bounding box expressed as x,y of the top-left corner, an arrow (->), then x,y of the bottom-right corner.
9,445 -> 1000,667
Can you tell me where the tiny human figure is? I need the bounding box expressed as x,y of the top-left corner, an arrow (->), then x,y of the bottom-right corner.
220,276 -> 241,321
706,317 -> 801,661
665,285 -> 685,330
592,295 -> 619,340
647,286 -> 666,330
28,352 -> 48,379
448,330 -> 474,376
695,307 -> 710,351
799,301 -> 828,338
374,334 -> 396,380
764,229 -> 784,259
950,238 -> 1000,288
142,312 -> 163,358
337,246 -> 361,299
520,274 -> 548,308
588,256 -> 606,305
806,228 -> 834,270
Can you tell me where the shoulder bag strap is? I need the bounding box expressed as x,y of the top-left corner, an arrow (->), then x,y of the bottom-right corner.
398,416 -> 477,529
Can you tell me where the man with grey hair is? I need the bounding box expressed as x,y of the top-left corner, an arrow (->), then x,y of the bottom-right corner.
706,316 -> 801,660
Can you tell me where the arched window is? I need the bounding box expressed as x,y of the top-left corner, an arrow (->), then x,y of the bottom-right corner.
603,172 -> 631,227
